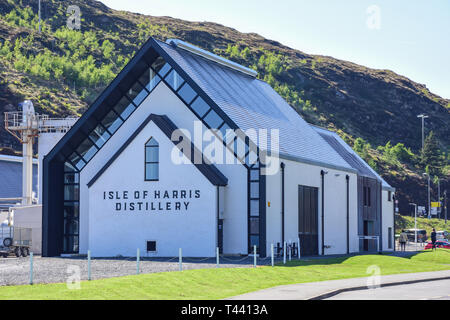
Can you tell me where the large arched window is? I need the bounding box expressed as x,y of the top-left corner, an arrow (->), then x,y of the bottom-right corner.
145,137 -> 159,181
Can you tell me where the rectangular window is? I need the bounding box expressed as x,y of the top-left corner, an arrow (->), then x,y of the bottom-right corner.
145,138 -> 159,181
388,191 -> 392,202
138,68 -> 161,92
165,69 -> 184,91
113,96 -> 135,121
190,97 -> 210,118
89,124 -> 111,148
152,56 -> 171,78
178,82 -> 197,104
250,217 -> 259,234
68,152 -> 86,171
127,80 -> 148,107
203,109 -> 223,129
250,200 -> 259,216
388,227 -> 393,249
368,187 -> 371,207
101,110 -> 123,134
76,138 -> 98,163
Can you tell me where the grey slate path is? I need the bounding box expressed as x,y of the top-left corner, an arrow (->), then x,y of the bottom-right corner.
227,270 -> 450,300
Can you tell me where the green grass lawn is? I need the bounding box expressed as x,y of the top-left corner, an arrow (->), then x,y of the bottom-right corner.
0,250 -> 449,300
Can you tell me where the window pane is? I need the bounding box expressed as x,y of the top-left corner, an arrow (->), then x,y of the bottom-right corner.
250,200 -> 259,216
204,109 -> 223,129
146,137 -> 158,147
68,152 -> 85,171
250,217 -> 259,234
138,68 -> 161,92
250,182 -> 259,198
190,97 -> 210,118
152,56 -> 171,78
101,110 -> 123,134
76,138 -> 98,163
64,162 -> 76,173
113,96 -> 135,121
178,82 -> 197,104
146,146 -> 159,163
250,235 -> 259,249
64,202 -> 79,218
250,169 -> 259,181
64,219 -> 79,235
89,124 -> 110,148
64,185 -> 79,201
165,69 -> 184,91
145,163 -> 159,180
64,173 -> 79,184
127,81 -> 148,106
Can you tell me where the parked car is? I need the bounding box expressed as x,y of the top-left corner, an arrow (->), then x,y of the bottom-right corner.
435,231 -> 448,240
424,240 -> 450,250
402,229 -> 427,242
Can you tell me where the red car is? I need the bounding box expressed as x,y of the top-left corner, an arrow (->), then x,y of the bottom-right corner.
424,240 -> 450,250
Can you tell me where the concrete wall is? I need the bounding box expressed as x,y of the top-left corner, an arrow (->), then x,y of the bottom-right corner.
265,156 -> 359,257
12,205 -> 42,254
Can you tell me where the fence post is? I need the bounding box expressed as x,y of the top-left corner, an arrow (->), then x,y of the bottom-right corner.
88,250 -> 91,281
298,238 -> 301,259
216,247 -> 219,268
136,248 -> 140,275
179,248 -> 182,272
253,245 -> 257,268
271,243 -> 274,267
29,252 -> 33,285
289,241 -> 292,261
283,241 -> 287,264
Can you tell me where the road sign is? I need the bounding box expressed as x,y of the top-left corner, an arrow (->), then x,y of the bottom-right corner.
431,202 -> 441,208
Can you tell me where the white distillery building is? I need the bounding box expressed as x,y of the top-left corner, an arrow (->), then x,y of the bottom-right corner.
42,38 -> 395,258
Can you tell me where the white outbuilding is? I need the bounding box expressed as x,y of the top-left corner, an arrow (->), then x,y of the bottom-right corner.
42,38 -> 395,257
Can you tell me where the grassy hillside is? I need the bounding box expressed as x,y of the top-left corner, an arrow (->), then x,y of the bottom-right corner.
0,0 -> 448,213
395,215 -> 448,235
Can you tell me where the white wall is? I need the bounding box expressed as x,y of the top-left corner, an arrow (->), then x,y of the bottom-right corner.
89,121 -> 217,257
265,156 -> 358,256
382,190 -> 395,251
80,82 -> 247,256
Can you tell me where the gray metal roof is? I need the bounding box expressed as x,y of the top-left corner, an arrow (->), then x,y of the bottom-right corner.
157,40 -> 354,172
0,157 -> 38,199
313,126 -> 394,190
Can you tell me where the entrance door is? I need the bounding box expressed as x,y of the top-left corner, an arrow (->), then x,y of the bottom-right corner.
298,185 -> 319,256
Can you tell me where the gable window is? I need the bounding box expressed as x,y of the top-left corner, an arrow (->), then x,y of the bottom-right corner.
145,137 -> 159,181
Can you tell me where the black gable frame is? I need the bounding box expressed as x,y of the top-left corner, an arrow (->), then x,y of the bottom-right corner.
43,37 -> 266,257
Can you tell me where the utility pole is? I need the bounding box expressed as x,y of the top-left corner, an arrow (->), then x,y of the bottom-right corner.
417,114 -> 429,153
445,190 -> 447,225
423,173 -> 431,219
437,178 -> 441,219
409,203 -> 418,251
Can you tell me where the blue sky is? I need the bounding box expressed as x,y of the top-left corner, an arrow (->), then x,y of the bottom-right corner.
100,0 -> 450,98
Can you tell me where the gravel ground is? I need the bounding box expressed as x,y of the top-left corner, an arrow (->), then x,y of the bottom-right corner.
0,255 -> 277,286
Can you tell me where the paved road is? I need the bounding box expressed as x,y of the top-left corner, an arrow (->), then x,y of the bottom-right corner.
327,279 -> 450,300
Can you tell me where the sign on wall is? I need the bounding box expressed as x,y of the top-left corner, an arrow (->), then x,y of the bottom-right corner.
102,189 -> 201,212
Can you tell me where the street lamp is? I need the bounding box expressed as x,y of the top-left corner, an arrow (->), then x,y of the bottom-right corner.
409,203 -> 418,251
417,114 -> 429,153
423,173 -> 431,219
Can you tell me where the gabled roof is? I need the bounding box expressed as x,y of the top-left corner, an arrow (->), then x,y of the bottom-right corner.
312,126 -> 394,191
157,40 -> 355,172
87,114 -> 228,187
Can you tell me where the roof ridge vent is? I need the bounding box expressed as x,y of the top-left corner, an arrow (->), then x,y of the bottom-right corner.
166,39 -> 258,78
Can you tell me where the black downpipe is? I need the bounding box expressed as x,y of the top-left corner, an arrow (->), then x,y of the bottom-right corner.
321,170 -> 325,256
346,175 -> 350,254
281,163 -> 285,246
393,194 -> 396,252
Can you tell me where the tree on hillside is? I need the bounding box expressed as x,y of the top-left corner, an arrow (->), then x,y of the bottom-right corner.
421,131 -> 445,176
